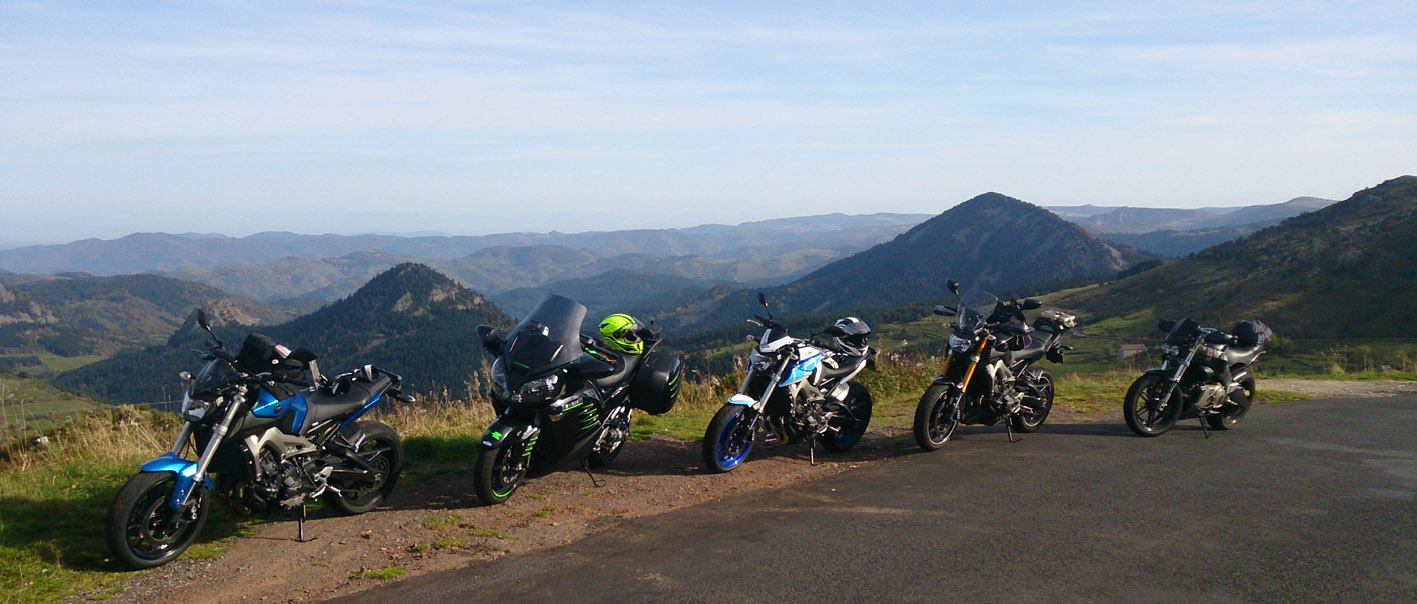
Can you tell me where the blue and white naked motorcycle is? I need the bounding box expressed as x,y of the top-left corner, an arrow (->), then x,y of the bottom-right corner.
701,293 -> 875,473
104,309 -> 415,569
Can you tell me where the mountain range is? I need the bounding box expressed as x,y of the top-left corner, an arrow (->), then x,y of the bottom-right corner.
1047,197 -> 1337,257
0,213 -> 928,277
56,264 -> 512,403
1050,176 -> 1417,338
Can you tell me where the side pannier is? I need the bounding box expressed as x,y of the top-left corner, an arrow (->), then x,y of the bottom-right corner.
630,350 -> 683,415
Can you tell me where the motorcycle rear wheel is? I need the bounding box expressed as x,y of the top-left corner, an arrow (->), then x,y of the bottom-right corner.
474,443 -> 529,505
913,384 -> 960,451
587,410 -> 630,469
819,382 -> 873,452
105,471 -> 210,570
702,405 -> 755,473
1206,376 -> 1255,430
324,421 -> 404,515
1009,369 -> 1054,433
1123,374 -> 1182,436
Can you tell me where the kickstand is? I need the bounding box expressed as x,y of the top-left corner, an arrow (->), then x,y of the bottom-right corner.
1199,415 -> 1210,439
809,438 -> 817,467
297,501 -> 314,543
1006,420 -> 1017,443
580,459 -> 605,488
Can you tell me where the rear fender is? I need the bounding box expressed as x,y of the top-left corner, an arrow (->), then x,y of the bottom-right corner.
139,452 -> 214,510
480,416 -> 541,451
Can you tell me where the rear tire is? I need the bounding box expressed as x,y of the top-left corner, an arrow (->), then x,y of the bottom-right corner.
819,383 -> 873,452
1123,374 -> 1182,437
702,405 -> 755,473
474,443 -> 529,505
587,409 -> 630,469
1009,369 -> 1054,433
105,471 -> 210,570
324,421 -> 403,515
1206,377 -> 1254,430
913,384 -> 960,451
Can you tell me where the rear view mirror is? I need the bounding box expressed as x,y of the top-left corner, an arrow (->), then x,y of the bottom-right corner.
946,280 -> 960,295
476,325 -> 504,355
1158,319 -> 1176,332
195,308 -> 210,330
1021,299 -> 1042,310
757,292 -> 768,307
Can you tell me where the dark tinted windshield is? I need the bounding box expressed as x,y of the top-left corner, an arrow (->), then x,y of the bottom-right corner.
502,295 -> 587,383
1165,318 -> 1200,347
188,357 -> 239,400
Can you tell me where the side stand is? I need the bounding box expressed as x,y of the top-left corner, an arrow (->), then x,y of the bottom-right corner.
580,459 -> 604,488
297,501 -> 315,543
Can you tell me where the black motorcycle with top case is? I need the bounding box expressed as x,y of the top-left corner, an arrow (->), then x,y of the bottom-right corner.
104,309 -> 414,569
913,280 -> 1075,450
473,295 -> 681,505
1123,317 -> 1271,437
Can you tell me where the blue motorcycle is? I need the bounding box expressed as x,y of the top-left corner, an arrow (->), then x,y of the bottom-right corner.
104,309 -> 414,569
702,293 -> 875,473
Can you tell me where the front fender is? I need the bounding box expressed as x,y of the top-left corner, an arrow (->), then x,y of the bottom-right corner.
480,416 -> 541,451
1141,368 -> 1172,377
139,453 -> 214,509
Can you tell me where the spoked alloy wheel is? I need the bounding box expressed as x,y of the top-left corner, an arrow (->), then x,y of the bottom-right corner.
1123,374 -> 1182,436
913,384 -> 960,451
1010,369 -> 1054,433
702,405 -> 755,473
325,421 -> 404,515
819,383 -> 873,452
105,471 -> 210,569
474,442 -> 530,505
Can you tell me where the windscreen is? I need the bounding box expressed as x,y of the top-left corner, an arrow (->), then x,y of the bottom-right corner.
502,295 -> 587,383
958,291 -> 999,334
188,357 -> 239,400
1165,318 -> 1200,347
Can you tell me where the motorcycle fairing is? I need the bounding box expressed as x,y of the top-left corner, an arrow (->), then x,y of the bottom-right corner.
779,351 -> 822,386
251,388 -> 309,434
480,417 -> 542,451
140,452 -> 215,509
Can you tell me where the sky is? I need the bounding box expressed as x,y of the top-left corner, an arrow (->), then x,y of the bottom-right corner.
2,1 -> 1415,244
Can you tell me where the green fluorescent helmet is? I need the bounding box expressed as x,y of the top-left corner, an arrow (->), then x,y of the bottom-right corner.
599,313 -> 644,354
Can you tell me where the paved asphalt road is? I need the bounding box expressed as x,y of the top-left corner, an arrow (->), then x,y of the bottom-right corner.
334,396 -> 1417,603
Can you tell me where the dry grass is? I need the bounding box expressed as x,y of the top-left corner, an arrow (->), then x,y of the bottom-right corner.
0,405 -> 178,472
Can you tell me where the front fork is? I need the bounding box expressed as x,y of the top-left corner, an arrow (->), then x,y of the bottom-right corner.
148,394 -> 245,510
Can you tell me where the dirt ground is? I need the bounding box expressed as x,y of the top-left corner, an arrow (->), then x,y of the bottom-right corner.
76,379 -> 1414,603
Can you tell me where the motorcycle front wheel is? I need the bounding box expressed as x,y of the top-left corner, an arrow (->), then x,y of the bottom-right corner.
105,471 -> 211,570
1123,374 -> 1183,436
702,405 -> 755,473
819,382 -> 873,452
913,383 -> 960,451
474,442 -> 530,505
324,420 -> 404,515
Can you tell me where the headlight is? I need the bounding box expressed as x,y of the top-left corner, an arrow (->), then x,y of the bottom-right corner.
1161,344 -> 1180,356
509,374 -> 561,405
183,393 -> 215,422
948,334 -> 972,354
489,358 -> 508,397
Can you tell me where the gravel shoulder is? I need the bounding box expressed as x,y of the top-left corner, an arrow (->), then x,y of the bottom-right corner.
77,379 -> 1414,603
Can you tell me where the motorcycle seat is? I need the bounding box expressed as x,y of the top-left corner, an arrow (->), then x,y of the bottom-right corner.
1222,344 -> 1262,366
818,355 -> 864,382
1006,335 -> 1050,364
300,375 -> 391,431
592,351 -> 647,390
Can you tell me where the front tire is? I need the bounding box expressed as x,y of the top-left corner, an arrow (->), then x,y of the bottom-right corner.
1010,369 -> 1054,433
819,383 -> 873,452
913,384 -> 960,451
702,405 -> 755,473
1124,374 -> 1182,436
1206,377 -> 1254,430
474,442 -> 529,505
324,421 -> 404,515
105,471 -> 211,570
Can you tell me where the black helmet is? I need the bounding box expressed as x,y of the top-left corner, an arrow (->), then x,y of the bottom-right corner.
827,316 -> 871,356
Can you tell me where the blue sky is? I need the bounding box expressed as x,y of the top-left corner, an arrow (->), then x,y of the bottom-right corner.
2,1 -> 1415,243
